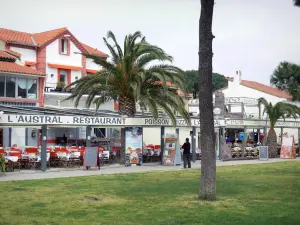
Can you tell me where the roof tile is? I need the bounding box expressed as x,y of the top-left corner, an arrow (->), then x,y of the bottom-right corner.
0,28 -> 34,45
80,42 -> 108,57
5,49 -> 21,58
0,28 -> 108,57
0,61 -> 45,76
33,27 -> 67,46
240,80 -> 292,99
0,51 -> 16,60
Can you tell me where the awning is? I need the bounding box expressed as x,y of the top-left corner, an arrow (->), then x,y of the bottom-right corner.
48,63 -> 82,71
86,69 -> 99,74
25,61 -> 37,66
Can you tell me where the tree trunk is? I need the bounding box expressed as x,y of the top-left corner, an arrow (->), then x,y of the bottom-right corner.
119,95 -> 136,117
198,0 -> 216,201
118,95 -> 136,165
267,128 -> 277,158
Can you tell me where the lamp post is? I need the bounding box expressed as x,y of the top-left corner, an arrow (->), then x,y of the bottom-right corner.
213,108 -> 221,160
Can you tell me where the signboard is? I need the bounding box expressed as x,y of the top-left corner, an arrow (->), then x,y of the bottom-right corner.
83,147 -> 99,169
163,134 -> 178,166
1,114 -> 300,129
280,136 -> 296,159
0,114 -> 225,127
125,127 -> 143,166
259,146 -> 268,161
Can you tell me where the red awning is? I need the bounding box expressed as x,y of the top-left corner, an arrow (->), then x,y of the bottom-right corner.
48,63 -> 82,71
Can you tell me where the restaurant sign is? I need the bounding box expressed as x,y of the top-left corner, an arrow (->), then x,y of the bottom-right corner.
0,114 -> 225,127
1,114 -> 299,128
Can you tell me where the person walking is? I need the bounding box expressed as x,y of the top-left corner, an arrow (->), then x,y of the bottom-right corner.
182,138 -> 191,168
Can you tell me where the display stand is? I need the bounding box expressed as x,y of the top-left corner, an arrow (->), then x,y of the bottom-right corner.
163,133 -> 181,166
280,136 -> 296,159
83,147 -> 99,170
125,127 -> 143,166
259,146 -> 268,161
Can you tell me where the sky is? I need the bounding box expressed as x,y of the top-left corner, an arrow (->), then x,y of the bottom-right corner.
1,0 -> 299,85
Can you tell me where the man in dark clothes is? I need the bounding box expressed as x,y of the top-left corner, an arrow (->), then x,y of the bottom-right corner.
182,138 -> 191,168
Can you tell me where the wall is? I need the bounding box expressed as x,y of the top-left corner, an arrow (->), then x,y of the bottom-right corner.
46,39 -> 82,88
11,128 -> 26,147
44,92 -> 115,110
46,39 -> 82,66
27,128 -> 38,146
143,127 -> 198,147
86,58 -> 101,70
71,70 -> 82,83
45,67 -> 58,88
3,128 -> 10,147
10,46 -> 36,62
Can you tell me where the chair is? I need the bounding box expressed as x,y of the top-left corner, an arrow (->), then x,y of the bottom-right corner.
7,151 -> 21,171
25,147 -> 39,154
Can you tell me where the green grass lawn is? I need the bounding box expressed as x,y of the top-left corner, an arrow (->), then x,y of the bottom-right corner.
1,161 -> 300,225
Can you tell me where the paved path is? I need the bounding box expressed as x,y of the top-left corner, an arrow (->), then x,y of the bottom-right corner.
0,158 -> 299,182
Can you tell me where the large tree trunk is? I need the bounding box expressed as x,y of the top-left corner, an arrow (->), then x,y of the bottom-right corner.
267,128 -> 278,158
118,95 -> 136,165
198,0 -> 216,200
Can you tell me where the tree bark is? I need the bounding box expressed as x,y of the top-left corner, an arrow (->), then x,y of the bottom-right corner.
198,0 -> 216,200
119,95 -> 136,117
267,128 -> 278,158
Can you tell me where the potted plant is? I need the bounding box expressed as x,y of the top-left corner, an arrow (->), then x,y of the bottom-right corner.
0,155 -> 6,172
56,82 -> 65,91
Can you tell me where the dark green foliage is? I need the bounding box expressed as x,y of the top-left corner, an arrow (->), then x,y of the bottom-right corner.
185,70 -> 228,98
270,61 -> 300,101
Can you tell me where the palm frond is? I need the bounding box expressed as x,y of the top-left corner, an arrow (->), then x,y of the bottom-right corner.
67,30 -> 189,125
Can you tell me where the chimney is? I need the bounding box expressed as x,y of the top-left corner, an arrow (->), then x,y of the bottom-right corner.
238,70 -> 242,82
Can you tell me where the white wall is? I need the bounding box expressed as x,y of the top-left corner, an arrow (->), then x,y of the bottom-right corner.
45,67 -> 58,89
11,128 -> 26,147
86,58 -> 101,70
46,39 -> 82,66
71,70 -> 82,83
10,46 -> 36,62
27,128 -> 38,146
143,127 -> 197,147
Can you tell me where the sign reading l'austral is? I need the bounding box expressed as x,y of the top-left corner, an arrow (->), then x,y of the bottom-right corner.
6,115 -> 126,126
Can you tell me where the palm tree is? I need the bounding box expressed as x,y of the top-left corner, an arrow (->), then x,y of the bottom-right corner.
66,31 -> 190,163
258,98 -> 300,158
198,0 -> 216,200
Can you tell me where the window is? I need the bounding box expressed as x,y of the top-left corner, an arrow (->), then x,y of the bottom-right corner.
17,78 -> 27,98
0,76 -> 4,97
59,70 -> 68,84
6,77 -> 16,98
0,76 -> 37,99
60,39 -> 68,54
27,80 -> 37,99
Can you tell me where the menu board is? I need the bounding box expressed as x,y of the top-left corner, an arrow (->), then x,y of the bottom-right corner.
280,136 -> 296,159
163,133 -> 179,166
83,147 -> 99,169
259,146 -> 268,161
125,127 -> 143,166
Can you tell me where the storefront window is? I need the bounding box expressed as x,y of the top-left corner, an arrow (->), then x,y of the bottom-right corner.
0,76 -> 4,97
1,76 -> 37,99
27,79 -> 37,99
6,77 -> 16,98
17,78 -> 27,98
